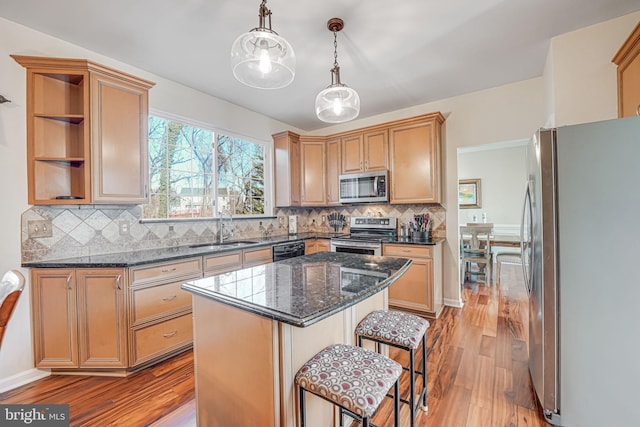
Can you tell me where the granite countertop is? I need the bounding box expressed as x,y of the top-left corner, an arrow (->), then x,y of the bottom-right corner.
21,232 -> 443,268
181,252 -> 412,327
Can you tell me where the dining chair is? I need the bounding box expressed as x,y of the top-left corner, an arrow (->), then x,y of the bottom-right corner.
0,270 -> 26,348
460,224 -> 493,285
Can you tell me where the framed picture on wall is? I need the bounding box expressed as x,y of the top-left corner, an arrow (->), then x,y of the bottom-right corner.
459,179 -> 481,209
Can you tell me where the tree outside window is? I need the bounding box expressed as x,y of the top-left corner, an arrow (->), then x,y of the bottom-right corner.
144,115 -> 266,219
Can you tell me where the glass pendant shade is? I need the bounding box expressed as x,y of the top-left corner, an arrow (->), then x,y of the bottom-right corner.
315,84 -> 360,123
316,18 -> 360,123
231,30 -> 295,89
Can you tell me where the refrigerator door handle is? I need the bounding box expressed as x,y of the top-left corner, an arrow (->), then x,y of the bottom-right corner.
521,181 -> 534,295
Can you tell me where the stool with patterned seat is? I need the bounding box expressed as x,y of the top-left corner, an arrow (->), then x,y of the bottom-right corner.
295,344 -> 401,427
355,310 -> 430,427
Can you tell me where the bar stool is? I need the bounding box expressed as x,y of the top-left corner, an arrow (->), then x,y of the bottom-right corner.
295,344 -> 402,427
355,310 -> 430,427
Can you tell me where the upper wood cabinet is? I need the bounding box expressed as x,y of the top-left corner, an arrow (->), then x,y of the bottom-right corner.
273,112 -> 444,207
389,113 -> 445,204
300,137 -> 326,206
326,138 -> 341,205
12,55 -> 155,205
90,72 -> 150,203
612,21 -> 640,118
341,130 -> 388,174
273,131 -> 301,207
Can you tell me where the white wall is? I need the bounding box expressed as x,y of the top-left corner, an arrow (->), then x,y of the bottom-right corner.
457,142 -> 527,230
0,16 -> 301,391
549,11 -> 640,127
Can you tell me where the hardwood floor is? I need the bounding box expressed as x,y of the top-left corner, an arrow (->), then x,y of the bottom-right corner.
0,263 -> 546,426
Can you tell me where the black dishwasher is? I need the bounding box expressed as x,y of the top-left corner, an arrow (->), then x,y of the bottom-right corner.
272,241 -> 306,262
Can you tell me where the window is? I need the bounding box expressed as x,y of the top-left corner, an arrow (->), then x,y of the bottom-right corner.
144,114 -> 267,219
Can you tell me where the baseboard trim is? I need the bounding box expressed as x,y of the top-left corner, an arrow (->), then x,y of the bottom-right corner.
444,298 -> 464,308
0,368 -> 50,393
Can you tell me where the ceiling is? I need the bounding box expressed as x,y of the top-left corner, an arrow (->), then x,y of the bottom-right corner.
1,0 -> 639,131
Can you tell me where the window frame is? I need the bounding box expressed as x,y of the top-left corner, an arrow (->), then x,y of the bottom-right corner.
145,109 -> 273,221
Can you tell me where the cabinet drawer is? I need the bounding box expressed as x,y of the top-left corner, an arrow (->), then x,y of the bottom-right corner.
131,281 -> 192,326
131,313 -> 193,366
132,258 -> 202,285
204,251 -> 243,276
243,247 -> 272,267
383,244 -> 432,258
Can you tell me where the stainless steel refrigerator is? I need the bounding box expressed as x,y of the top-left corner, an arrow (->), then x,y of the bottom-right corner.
522,116 -> 640,426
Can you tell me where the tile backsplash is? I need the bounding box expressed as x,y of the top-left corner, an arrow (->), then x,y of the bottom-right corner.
21,203 -> 445,262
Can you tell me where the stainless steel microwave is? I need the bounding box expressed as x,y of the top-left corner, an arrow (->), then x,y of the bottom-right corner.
339,171 -> 389,203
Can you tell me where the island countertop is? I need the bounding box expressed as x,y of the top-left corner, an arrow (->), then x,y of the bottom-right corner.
181,252 -> 412,327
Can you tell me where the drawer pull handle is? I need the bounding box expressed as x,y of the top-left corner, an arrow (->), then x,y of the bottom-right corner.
66,274 -> 72,290
163,331 -> 177,338
161,267 -> 177,273
162,295 -> 177,302
402,249 -> 410,252
116,275 -> 122,290
636,103 -> 640,116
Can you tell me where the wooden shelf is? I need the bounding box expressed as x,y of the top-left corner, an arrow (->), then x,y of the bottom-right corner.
34,157 -> 85,163
34,114 -> 85,124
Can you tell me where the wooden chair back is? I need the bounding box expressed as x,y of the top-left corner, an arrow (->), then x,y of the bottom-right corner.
0,270 -> 26,348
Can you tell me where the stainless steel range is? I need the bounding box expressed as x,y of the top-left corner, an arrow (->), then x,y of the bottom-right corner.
330,217 -> 397,256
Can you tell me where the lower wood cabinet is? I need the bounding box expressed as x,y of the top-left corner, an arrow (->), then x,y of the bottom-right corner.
382,243 -> 443,318
31,268 -> 127,369
31,258 -> 202,372
305,238 -> 331,255
29,244 -> 278,373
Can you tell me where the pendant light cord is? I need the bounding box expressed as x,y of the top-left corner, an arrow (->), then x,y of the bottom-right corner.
333,31 -> 339,69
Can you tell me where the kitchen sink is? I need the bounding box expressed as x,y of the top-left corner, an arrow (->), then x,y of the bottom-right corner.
188,241 -> 258,249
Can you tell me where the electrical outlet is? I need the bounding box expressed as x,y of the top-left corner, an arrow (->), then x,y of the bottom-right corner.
119,220 -> 130,235
28,220 -> 52,238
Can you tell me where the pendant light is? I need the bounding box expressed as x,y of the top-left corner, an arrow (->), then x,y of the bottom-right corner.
230,0 -> 295,89
315,18 -> 360,123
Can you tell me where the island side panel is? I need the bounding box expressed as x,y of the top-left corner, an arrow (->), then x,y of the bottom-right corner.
192,295 -> 278,427
279,290 -> 388,427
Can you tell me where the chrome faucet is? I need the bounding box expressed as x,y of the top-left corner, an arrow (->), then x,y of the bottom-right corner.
219,210 -> 234,243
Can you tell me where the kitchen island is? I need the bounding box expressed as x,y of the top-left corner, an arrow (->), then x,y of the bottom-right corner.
181,252 -> 412,427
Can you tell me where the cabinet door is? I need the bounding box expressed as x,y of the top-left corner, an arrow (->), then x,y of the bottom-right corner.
31,269 -> 78,368
316,239 -> 331,252
363,129 -> 388,171
388,257 -> 433,313
300,139 -> 326,206
90,73 -> 149,203
389,118 -> 441,203
326,138 -> 341,205
613,22 -> 640,118
620,57 -> 640,117
341,134 -> 364,174
305,239 -> 317,255
76,269 -> 128,368
273,132 -> 301,207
